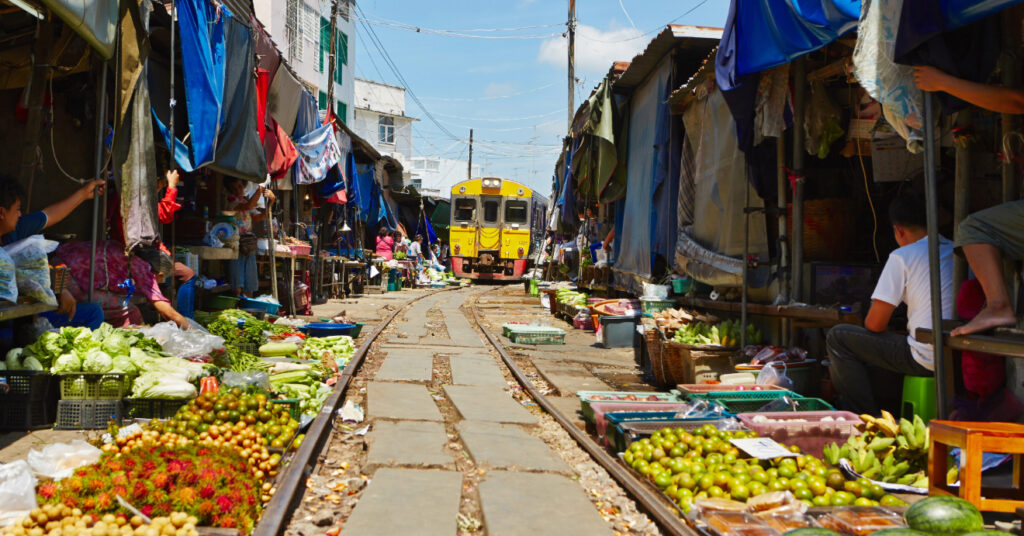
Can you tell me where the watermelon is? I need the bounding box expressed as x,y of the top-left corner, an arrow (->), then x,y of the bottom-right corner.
905,497 -> 984,535
960,532 -> 1010,536
782,530 -> 841,536
872,530 -> 930,536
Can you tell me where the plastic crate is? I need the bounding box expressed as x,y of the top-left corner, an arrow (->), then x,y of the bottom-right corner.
640,298 -> 675,314
577,390 -> 684,424
670,278 -> 692,295
572,315 -> 595,331
504,325 -> 565,345
59,373 -> 127,400
608,415 -> 735,452
735,361 -> 818,395
677,384 -> 795,396
122,398 -> 190,420
690,391 -> 834,414
271,398 -> 302,420
56,400 -> 122,430
588,402 -> 694,447
0,371 -> 59,430
737,410 -> 861,458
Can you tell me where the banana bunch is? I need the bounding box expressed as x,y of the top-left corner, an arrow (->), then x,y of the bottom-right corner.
822,412 -> 932,487
672,319 -> 760,347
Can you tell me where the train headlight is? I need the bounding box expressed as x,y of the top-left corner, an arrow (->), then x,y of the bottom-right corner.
482,178 -> 502,189
517,247 -> 525,258
454,243 -> 461,254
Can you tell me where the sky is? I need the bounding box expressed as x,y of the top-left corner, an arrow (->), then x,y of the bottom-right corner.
351,0 -> 728,196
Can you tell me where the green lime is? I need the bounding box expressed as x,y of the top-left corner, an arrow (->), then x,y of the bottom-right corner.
793,488 -> 813,501
731,484 -> 750,501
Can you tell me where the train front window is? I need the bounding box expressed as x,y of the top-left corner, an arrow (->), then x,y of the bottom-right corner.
504,200 -> 528,224
454,199 -> 476,222
483,199 -> 500,223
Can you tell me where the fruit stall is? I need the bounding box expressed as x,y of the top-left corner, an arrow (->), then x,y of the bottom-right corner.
575,380 -> 1018,535
0,310 -> 359,534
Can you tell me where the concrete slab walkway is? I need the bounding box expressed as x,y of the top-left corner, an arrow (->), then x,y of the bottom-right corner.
479,471 -> 613,536
443,384 -> 538,424
367,382 -> 442,421
365,421 -> 453,469
457,421 -> 571,474
342,468 -> 463,535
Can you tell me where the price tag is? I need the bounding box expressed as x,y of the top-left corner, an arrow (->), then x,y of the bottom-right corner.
730,438 -> 800,459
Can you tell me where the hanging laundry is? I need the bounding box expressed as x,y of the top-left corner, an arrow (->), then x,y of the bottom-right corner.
754,64 -> 792,146
211,17 -> 267,182
263,116 -> 297,180
316,130 -> 352,197
174,0 -> 228,167
293,123 -> 342,185
853,0 -> 924,153
805,82 -> 845,159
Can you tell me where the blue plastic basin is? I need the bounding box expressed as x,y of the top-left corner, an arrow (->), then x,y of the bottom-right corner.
304,323 -> 355,337
239,297 -> 281,315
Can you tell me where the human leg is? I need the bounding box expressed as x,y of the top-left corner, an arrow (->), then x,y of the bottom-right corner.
176,277 -> 196,319
953,201 -> 1024,336
230,257 -> 244,296
40,302 -> 104,330
242,254 -> 258,295
826,324 -> 931,414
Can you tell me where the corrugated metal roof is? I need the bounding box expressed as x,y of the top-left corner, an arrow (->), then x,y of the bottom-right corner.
613,25 -> 721,92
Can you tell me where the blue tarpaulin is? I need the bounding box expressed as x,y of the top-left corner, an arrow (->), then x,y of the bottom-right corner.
352,162 -> 375,221
175,0 -> 227,168
716,0 -> 859,90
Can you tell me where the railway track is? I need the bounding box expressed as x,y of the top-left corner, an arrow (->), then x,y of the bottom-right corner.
253,286 -> 693,536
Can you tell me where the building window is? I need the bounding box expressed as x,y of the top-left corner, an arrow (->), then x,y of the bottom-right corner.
319,16 -> 329,72
426,160 -> 440,171
286,0 -> 299,60
411,179 -> 422,189
337,100 -> 347,123
318,91 -> 327,110
335,32 -> 348,85
378,116 -> 395,145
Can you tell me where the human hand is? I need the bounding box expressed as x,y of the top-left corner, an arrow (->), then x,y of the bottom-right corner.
263,189 -> 276,203
166,169 -> 179,189
913,66 -> 949,93
80,179 -> 106,200
57,289 -> 76,319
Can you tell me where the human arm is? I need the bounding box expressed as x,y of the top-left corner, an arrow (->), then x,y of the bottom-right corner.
602,227 -> 615,250
864,299 -> 897,333
42,180 -> 106,228
914,66 -> 1024,114
56,289 -> 76,319
152,299 -> 189,329
157,171 -> 182,225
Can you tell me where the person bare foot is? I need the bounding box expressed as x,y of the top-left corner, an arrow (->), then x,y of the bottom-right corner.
951,305 -> 1017,337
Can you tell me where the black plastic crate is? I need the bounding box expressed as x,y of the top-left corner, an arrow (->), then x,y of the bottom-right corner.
122,398 -> 189,420
0,371 -> 59,430
56,400 -> 121,430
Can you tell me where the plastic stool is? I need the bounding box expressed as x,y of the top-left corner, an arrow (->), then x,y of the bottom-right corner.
902,375 -> 937,423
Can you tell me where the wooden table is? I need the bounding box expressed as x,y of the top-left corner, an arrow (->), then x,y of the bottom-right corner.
257,251 -> 312,314
928,420 -> 1024,512
676,297 -> 862,326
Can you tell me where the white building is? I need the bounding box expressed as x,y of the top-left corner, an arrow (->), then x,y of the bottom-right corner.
253,0 -> 355,124
352,78 -> 417,173
408,157 -> 481,195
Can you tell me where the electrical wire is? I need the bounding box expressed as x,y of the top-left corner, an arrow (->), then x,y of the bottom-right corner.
421,82 -> 557,102
580,0 -> 712,44
354,15 -> 561,39
851,87 -> 880,262
430,108 -> 566,122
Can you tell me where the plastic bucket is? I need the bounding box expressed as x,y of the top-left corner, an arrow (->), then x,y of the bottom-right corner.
303,323 -> 356,337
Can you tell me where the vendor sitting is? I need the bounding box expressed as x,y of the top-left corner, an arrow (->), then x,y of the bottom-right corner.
826,193 -> 953,415
53,240 -> 188,329
0,175 -> 106,329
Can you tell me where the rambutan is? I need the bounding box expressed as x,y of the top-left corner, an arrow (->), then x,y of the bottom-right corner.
199,485 -> 215,499
176,487 -> 198,504
154,501 -> 174,516
37,482 -> 57,500
216,496 -> 234,514
111,473 -> 128,487
87,477 -> 105,491
140,505 -> 154,518
63,497 -> 79,509
66,477 -> 84,493
104,460 -> 124,472
167,460 -> 187,474
82,498 -> 95,510
95,492 -> 113,511
152,472 -> 170,489
142,461 -> 157,472
217,516 -> 238,529
197,500 -> 216,517
111,485 -> 128,498
132,481 -> 149,499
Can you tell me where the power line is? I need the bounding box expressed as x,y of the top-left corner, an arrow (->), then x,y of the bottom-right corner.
430,108 -> 566,122
420,82 -> 557,102
578,0 -> 712,44
354,14 -> 561,39
355,4 -> 460,141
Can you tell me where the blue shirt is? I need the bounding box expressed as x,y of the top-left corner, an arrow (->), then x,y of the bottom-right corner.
1,211 -> 47,246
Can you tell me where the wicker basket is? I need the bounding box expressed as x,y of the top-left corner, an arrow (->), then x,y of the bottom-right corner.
649,334 -> 735,387
644,328 -> 668,386
50,266 -> 69,295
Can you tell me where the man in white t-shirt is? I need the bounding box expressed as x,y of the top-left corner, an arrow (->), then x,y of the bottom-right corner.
826,193 -> 953,415
408,235 -> 423,263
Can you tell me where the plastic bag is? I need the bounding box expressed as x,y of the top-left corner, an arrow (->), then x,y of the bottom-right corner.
0,460 -> 37,527
141,320 -> 225,358
756,360 -> 793,390
4,235 -> 58,306
26,440 -> 102,480
221,370 -> 271,391
0,247 -> 16,304
641,282 -> 669,300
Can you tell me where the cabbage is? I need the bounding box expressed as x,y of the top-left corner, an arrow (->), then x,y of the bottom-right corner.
5,348 -> 22,370
21,356 -> 43,371
65,377 -> 87,397
131,372 -> 196,399
81,349 -> 113,373
111,355 -> 138,377
101,331 -> 133,357
51,353 -> 81,373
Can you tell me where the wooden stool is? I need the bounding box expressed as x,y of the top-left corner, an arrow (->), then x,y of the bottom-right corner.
929,420 -> 1024,512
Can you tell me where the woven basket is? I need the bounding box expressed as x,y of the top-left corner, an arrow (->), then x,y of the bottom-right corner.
50,266 -> 69,295
644,328 -> 668,386
655,339 -> 736,387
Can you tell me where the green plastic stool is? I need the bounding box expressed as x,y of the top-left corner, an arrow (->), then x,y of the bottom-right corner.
901,375 -> 937,423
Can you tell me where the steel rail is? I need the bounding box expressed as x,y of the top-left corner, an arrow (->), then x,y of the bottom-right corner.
468,291 -> 696,536
252,289 -> 452,536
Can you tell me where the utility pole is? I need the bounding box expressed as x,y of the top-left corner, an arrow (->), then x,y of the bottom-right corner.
467,129 -> 474,180
326,0 -> 340,111
567,0 -> 576,129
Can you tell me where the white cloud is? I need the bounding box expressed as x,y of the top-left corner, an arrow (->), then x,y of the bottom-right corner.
484,82 -> 516,98
517,0 -> 536,7
537,24 -> 647,75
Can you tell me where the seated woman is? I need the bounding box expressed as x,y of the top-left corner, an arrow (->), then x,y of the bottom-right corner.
54,240 -> 188,328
